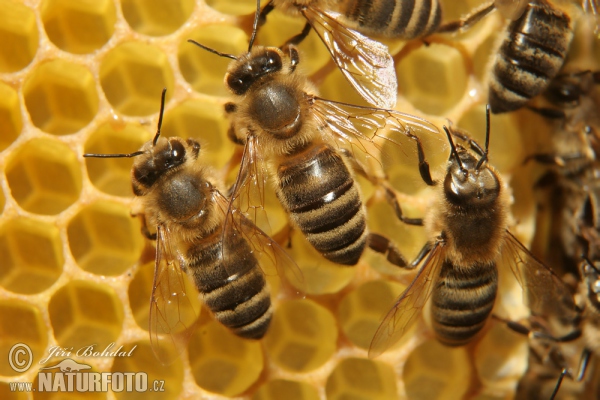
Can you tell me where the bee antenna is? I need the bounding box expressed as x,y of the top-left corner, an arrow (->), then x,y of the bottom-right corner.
476,104 -> 491,170
83,151 -> 144,159
153,88 -> 167,146
443,125 -> 465,172
248,0 -> 261,52
187,39 -> 238,60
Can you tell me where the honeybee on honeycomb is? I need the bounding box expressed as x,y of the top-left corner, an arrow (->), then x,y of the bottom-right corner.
84,89 -> 300,364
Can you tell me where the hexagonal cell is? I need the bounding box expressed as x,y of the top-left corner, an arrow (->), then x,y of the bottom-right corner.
179,25 -> 247,97
264,299 -> 337,373
84,122 -> 152,197
189,320 -> 263,396
41,0 -> 116,54
403,339 -> 471,400
0,81 -> 22,152
48,280 -> 124,350
0,300 -> 47,377
100,41 -> 174,116
253,379 -> 320,400
325,357 -> 398,400
161,98 -> 234,169
457,103 -> 524,173
128,261 -> 201,333
121,0 -> 195,37
112,340 -> 183,400
5,138 -> 82,215
0,0 -> 38,73
0,217 -> 63,295
283,230 -> 355,295
205,0 -> 256,15
396,43 -> 468,116
337,280 -> 406,350
23,59 -> 98,135
67,200 -> 143,276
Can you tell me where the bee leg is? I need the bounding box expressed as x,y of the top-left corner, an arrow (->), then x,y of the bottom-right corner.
524,152 -> 588,168
340,148 -> 427,225
436,0 -> 495,34
493,315 -> 582,342
368,233 -> 409,269
382,185 -> 423,226
257,0 -> 275,27
283,22 -> 311,47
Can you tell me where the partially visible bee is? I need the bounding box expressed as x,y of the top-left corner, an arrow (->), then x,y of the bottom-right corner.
84,89 -> 299,364
489,0 -> 576,114
189,15 -> 442,269
369,106 -> 577,355
257,0 -> 495,108
528,68 -> 600,279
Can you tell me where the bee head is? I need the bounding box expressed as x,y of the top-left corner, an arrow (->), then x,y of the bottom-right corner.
132,137 -> 201,191
226,47 -> 284,95
443,105 -> 499,207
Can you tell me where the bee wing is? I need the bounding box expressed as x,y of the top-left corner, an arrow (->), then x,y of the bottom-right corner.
149,225 -> 200,365
224,134 -> 271,234
502,231 -> 578,321
310,96 -> 440,167
215,189 -> 304,291
369,242 -> 445,358
302,6 -> 397,109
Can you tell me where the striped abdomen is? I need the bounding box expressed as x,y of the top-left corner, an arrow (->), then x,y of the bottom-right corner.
276,144 -> 368,265
187,228 -> 272,339
431,260 -> 498,346
489,1 -> 573,113
342,0 -> 442,39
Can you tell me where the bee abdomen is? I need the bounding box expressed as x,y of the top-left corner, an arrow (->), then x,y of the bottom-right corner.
489,2 -> 572,113
431,261 -> 498,346
277,144 -> 368,265
188,235 -> 272,339
343,0 -> 441,39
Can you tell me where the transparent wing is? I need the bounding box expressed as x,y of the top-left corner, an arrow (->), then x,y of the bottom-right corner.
302,6 -> 397,109
224,133 -> 272,235
310,95 -> 442,169
495,0 -> 529,20
149,225 -> 200,365
214,189 -> 304,291
502,231 -> 578,321
369,241 -> 445,358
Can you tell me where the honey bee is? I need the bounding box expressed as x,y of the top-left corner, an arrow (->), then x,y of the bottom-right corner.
528,69 -> 600,279
489,0 -> 576,114
258,0 -> 495,108
189,26 -> 442,268
84,89 -> 299,363
369,106 -> 577,355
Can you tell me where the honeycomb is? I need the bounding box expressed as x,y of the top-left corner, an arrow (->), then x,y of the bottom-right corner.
0,0 -> 598,399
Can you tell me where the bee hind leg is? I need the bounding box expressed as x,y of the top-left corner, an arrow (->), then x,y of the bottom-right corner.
368,235 -> 431,270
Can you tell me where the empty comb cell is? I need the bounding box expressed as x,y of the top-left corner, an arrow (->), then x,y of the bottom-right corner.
121,0 -> 194,36
48,280 -> 125,350
0,217 -> 63,295
67,200 -> 143,276
0,0 -> 38,73
40,0 -> 117,54
23,60 -> 99,135
100,42 -> 175,116
5,138 -> 82,215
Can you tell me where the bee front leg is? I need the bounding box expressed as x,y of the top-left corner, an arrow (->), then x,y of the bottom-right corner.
368,236 -> 431,270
